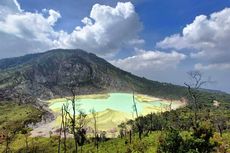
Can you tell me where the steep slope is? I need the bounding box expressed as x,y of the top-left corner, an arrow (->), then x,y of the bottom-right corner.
0,49 -> 229,104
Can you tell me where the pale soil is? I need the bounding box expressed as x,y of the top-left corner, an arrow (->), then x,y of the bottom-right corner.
30,93 -> 187,137
30,109 -> 133,137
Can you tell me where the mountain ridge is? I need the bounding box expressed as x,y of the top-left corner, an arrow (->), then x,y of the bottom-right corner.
0,49 -> 229,105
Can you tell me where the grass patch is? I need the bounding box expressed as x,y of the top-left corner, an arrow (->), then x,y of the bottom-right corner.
0,102 -> 43,131
0,131 -> 161,153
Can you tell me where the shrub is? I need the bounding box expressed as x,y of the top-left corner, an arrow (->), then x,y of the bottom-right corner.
157,123 -> 218,153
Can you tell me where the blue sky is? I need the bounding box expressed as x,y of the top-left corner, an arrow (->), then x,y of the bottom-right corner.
18,0 -> 230,48
0,0 -> 230,92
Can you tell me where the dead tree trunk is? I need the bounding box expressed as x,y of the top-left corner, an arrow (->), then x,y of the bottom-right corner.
63,105 -> 67,153
58,105 -> 64,153
184,71 -> 209,129
63,88 -> 79,153
129,130 -> 132,143
91,109 -> 98,150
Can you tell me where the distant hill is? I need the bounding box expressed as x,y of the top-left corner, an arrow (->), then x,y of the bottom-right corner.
0,49 -> 229,105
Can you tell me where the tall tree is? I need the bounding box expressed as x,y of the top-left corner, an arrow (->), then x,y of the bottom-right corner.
58,104 -> 68,153
58,106 -> 63,153
76,110 -> 87,153
64,88 -> 78,153
90,109 -> 99,151
184,71 -> 209,128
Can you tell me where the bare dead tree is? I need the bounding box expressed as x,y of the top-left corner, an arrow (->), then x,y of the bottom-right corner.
129,129 -> 132,144
58,102 -> 70,153
64,88 -> 78,153
132,91 -> 138,118
90,109 -> 99,151
184,70 -> 209,128
58,60 -> 89,153
58,105 -> 64,153
63,104 -> 68,153
76,110 -> 87,153
132,91 -> 144,140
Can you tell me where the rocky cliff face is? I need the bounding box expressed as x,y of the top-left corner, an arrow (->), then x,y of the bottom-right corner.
0,49 -> 186,102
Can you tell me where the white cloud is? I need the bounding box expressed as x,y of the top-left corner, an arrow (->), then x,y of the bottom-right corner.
195,63 -> 230,70
81,17 -> 93,26
157,8 -> 230,65
0,0 -> 142,58
156,8 -> 230,92
0,0 -> 21,17
111,49 -> 186,71
0,0 -> 62,57
47,9 -> 61,26
110,49 -> 187,86
54,2 -> 142,56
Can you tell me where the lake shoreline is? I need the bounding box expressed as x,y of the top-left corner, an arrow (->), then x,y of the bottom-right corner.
30,92 -> 187,137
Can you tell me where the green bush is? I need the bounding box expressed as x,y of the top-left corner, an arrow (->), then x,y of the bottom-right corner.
157,128 -> 184,153
157,123 -> 218,153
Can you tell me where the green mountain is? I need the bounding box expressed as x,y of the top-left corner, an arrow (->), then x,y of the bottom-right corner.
0,49 -> 229,104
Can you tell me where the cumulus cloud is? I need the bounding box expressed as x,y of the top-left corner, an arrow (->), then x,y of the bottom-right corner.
54,2 -> 142,56
47,9 -> 61,26
155,8 -> 230,92
0,0 -> 62,57
111,49 -> 186,71
110,49 -> 187,85
0,0 -> 142,58
157,8 -> 230,68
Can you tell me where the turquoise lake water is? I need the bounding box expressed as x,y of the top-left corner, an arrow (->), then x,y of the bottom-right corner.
49,93 -> 168,114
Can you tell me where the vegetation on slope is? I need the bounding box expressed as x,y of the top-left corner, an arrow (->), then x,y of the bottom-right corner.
0,102 -> 44,152
0,86 -> 230,152
0,107 -> 230,153
0,102 -> 43,131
